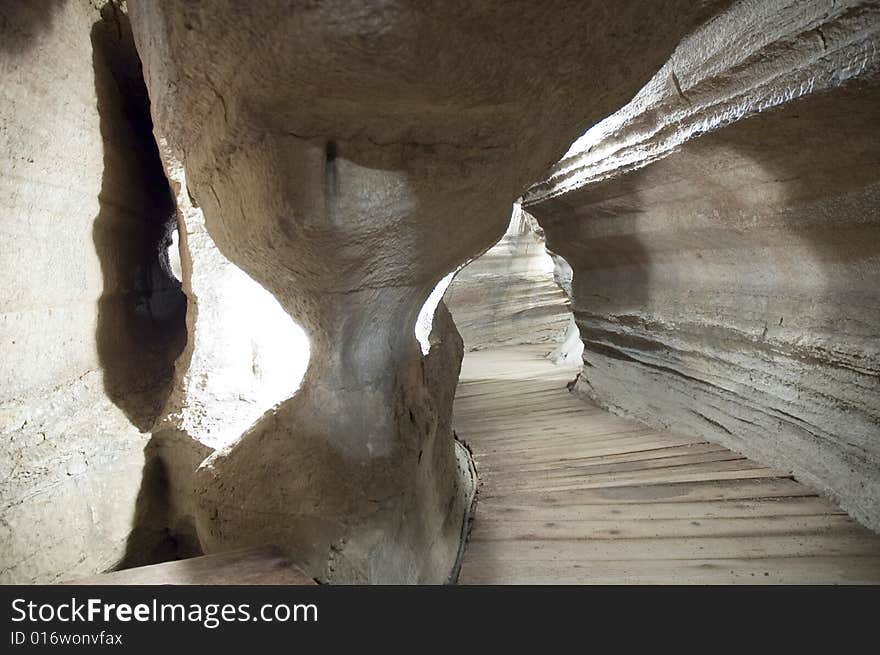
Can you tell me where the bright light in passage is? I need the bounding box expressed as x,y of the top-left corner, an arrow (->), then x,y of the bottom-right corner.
415,271 -> 456,355
167,228 -> 182,281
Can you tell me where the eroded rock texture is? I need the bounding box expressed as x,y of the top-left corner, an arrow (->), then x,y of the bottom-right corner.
444,205 -> 571,351
526,0 -> 880,530
0,0 -> 185,581
127,144 -> 314,561
155,148 -> 311,453
128,0 -> 726,582
1,0 -> 308,583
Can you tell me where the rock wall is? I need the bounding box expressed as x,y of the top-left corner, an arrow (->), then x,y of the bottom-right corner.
0,1 -> 321,583
444,205 -> 571,351
128,0 -> 726,582
526,0 -> 880,530
154,149 -> 311,454
119,144 -> 314,569
0,0 -> 186,582
546,254 -> 585,366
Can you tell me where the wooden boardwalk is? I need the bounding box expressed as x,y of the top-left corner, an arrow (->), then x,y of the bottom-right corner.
455,346 -> 880,584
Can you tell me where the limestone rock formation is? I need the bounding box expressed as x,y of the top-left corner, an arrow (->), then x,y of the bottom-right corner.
128,0 -> 726,582
154,148 -> 311,453
6,0 -> 876,587
526,0 -> 880,530
126,144 -> 313,566
444,205 -> 571,351
0,0 -> 186,581
545,254 -> 585,366
0,0 -> 315,583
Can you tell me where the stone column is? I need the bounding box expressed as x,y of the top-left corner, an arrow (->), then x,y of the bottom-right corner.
128,0 -> 725,582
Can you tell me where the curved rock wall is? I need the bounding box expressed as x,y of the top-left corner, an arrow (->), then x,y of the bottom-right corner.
128,0 -> 726,582
1,0 -> 742,583
444,205 -> 571,351
0,0 -> 186,582
120,144 -> 315,569
155,148 -> 311,453
526,0 -> 880,530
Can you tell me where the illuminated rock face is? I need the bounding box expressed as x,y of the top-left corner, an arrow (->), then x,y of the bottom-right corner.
155,147 -> 311,454
128,0 -> 724,581
526,0 -> 880,531
444,205 -> 572,352
137,145 -> 313,564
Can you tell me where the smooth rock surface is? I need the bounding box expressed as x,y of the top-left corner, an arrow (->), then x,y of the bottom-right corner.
126,143 -> 313,561
526,0 -> 880,530
444,205 -> 571,351
128,0 -> 726,582
154,147 -> 311,454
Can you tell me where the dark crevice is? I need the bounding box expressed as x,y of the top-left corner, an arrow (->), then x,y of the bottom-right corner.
324,139 -> 339,200
690,409 -> 734,436
91,4 -> 186,429
90,4 -> 190,568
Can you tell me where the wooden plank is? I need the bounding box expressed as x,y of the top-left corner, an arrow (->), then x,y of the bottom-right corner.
477,449 -> 746,477
467,514 -> 865,540
469,434 -> 707,461
462,534 -> 880,561
475,443 -> 731,472
64,546 -> 315,586
474,496 -> 846,521
458,557 -> 880,585
482,478 -> 817,505
480,465 -> 793,496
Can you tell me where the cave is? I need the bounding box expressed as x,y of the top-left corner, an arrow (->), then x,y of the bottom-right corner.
1,0 -> 879,586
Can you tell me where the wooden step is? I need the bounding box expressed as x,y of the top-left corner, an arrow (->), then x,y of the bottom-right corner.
63,546 -> 315,586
